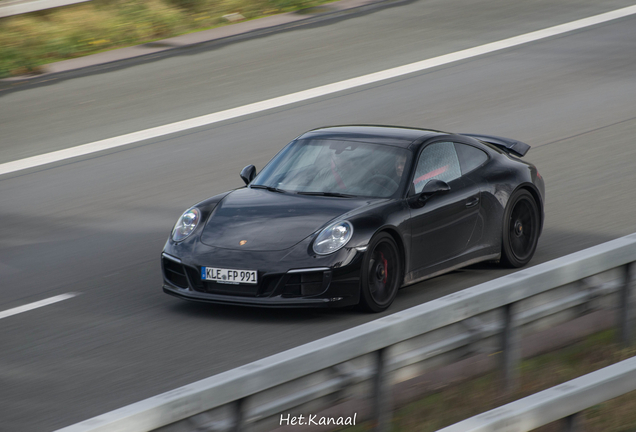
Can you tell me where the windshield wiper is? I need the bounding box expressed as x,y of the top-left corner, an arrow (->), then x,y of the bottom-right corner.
250,185 -> 289,194
296,191 -> 358,198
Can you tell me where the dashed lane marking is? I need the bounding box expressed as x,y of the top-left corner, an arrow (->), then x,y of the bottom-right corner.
0,293 -> 79,320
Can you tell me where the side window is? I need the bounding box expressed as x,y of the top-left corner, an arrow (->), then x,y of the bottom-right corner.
412,142 -> 461,193
455,143 -> 488,175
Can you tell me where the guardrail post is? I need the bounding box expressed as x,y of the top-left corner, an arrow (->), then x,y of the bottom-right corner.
500,302 -> 520,394
230,398 -> 245,432
563,412 -> 582,432
372,347 -> 391,432
619,262 -> 636,347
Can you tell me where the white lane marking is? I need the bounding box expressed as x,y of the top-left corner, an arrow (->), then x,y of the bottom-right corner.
2,5 -> 636,178
0,293 -> 79,320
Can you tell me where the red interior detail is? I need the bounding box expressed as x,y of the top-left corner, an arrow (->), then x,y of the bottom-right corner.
413,165 -> 449,185
330,158 -> 346,189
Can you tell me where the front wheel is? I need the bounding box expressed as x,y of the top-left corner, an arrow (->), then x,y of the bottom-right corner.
500,189 -> 540,268
359,233 -> 402,312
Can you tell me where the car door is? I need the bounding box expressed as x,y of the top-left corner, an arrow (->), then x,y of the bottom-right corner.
408,141 -> 481,276
453,141 -> 490,251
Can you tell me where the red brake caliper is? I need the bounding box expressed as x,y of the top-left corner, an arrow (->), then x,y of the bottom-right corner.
380,252 -> 388,284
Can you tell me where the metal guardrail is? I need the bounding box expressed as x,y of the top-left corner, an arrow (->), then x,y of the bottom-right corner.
56,233 -> 636,432
438,355 -> 636,432
0,0 -> 90,18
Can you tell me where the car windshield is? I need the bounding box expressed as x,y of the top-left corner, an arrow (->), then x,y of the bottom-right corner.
252,138 -> 411,198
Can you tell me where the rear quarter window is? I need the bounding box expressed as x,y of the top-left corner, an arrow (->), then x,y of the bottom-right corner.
455,143 -> 488,175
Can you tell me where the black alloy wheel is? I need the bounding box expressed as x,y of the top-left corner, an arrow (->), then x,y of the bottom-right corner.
359,232 -> 402,312
501,189 -> 540,268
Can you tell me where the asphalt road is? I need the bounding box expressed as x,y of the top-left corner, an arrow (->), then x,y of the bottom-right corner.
1,0 -> 636,430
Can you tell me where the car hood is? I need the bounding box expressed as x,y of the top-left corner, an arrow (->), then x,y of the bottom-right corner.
200,188 -> 371,251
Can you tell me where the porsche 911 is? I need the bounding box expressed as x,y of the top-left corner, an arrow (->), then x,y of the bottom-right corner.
161,125 -> 544,312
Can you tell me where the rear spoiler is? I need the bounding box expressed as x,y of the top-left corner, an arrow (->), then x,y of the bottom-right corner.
461,133 -> 530,157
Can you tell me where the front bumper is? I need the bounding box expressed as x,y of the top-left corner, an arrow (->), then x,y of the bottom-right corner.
161,246 -> 364,308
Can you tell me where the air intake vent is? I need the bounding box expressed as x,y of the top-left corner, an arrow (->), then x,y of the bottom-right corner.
284,272 -> 326,297
162,258 -> 189,288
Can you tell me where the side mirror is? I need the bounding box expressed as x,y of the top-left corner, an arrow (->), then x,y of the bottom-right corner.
420,179 -> 450,196
240,165 -> 256,185
409,179 -> 450,207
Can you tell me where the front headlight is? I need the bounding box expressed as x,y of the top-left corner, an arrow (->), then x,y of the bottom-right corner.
313,220 -> 353,255
171,208 -> 201,242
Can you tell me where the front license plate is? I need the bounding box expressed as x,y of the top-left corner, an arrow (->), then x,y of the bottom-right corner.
201,267 -> 258,285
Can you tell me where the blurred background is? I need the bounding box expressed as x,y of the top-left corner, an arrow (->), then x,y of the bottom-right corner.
2,0 -> 636,431
0,0 -> 325,77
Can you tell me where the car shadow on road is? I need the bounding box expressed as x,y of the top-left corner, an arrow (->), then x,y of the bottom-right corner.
167,299 -> 362,323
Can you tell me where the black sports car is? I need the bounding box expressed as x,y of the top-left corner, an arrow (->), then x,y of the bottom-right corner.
162,126 -> 544,312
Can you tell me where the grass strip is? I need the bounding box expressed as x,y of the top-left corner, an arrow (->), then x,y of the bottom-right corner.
343,329 -> 636,431
0,0 -> 335,78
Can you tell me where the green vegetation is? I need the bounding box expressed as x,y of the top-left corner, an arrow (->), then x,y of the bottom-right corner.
0,0 -> 334,78
343,329 -> 636,431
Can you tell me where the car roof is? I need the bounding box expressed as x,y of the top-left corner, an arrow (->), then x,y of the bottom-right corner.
298,125 -> 449,148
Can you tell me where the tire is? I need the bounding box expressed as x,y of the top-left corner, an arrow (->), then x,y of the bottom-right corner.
500,189 -> 540,268
359,233 -> 403,312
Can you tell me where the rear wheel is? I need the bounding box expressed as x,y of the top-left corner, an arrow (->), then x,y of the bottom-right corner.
359,233 -> 402,312
500,189 -> 540,268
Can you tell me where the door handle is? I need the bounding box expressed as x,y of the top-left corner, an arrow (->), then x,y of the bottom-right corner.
465,196 -> 480,208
